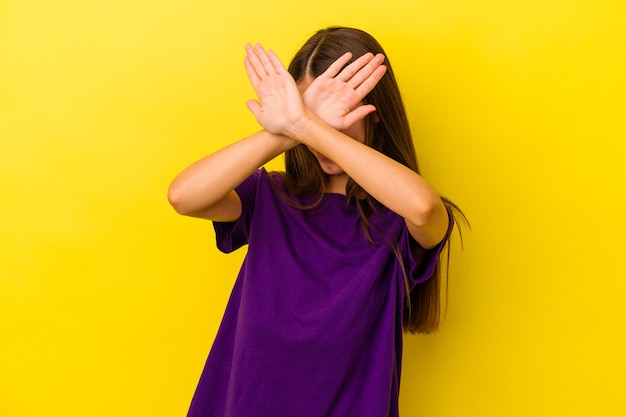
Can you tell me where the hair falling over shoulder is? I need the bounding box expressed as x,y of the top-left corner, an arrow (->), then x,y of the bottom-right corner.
284,26 -> 469,334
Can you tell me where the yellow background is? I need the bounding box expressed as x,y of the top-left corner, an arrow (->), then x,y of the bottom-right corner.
1,0 -> 625,416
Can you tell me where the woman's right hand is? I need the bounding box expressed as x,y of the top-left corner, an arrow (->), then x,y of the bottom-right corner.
302,52 -> 387,131
244,43 -> 308,138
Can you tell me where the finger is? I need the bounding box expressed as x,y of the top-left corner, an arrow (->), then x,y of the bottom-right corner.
336,52 -> 374,82
244,55 -> 261,88
354,64 -> 387,100
254,43 -> 276,75
246,99 -> 261,117
348,53 -> 385,88
321,52 -> 352,78
343,104 -> 376,129
267,49 -> 288,74
245,43 -> 267,79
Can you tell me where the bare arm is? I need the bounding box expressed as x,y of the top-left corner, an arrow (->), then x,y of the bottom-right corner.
168,45 -> 380,223
245,44 -> 449,249
290,113 -> 448,248
167,129 -> 295,221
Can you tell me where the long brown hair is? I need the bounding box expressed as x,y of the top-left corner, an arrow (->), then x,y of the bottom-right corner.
284,27 -> 467,334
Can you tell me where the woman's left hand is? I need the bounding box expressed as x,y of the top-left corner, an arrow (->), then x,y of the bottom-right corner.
302,52 -> 387,131
244,43 -> 306,137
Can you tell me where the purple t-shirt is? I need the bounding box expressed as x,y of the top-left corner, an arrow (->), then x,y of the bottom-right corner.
187,168 -> 451,417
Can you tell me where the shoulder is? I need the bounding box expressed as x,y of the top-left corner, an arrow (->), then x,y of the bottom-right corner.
266,169 -> 287,188
256,168 -> 291,198
237,168 -> 283,194
236,168 -> 300,210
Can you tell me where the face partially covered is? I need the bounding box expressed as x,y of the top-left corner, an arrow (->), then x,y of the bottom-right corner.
297,75 -> 366,177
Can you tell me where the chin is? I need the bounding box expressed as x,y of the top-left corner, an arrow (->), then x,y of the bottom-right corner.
319,163 -> 345,176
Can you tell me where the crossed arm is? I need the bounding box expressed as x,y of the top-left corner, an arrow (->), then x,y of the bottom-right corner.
168,44 -> 448,249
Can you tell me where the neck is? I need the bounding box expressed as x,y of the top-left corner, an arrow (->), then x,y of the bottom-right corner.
325,174 -> 349,195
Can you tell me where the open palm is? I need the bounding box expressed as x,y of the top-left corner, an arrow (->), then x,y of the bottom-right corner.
303,52 -> 387,131
244,43 -> 306,136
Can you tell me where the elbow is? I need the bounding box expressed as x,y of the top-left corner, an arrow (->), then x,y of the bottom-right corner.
167,182 -> 192,215
408,195 -> 444,228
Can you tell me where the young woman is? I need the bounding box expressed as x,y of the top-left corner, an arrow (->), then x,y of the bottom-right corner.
169,27 -> 465,417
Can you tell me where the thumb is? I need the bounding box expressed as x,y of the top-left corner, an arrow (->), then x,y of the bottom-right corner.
246,99 -> 261,117
344,105 -> 376,129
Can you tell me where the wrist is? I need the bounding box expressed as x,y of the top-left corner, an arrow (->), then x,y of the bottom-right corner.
284,108 -> 317,145
262,129 -> 298,153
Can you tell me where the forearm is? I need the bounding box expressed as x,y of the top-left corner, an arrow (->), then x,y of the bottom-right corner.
168,129 -> 294,216
240,43 -> 449,247
290,111 -> 444,226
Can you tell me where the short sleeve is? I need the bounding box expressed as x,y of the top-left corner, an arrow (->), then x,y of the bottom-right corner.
404,207 -> 455,285
212,169 -> 263,253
